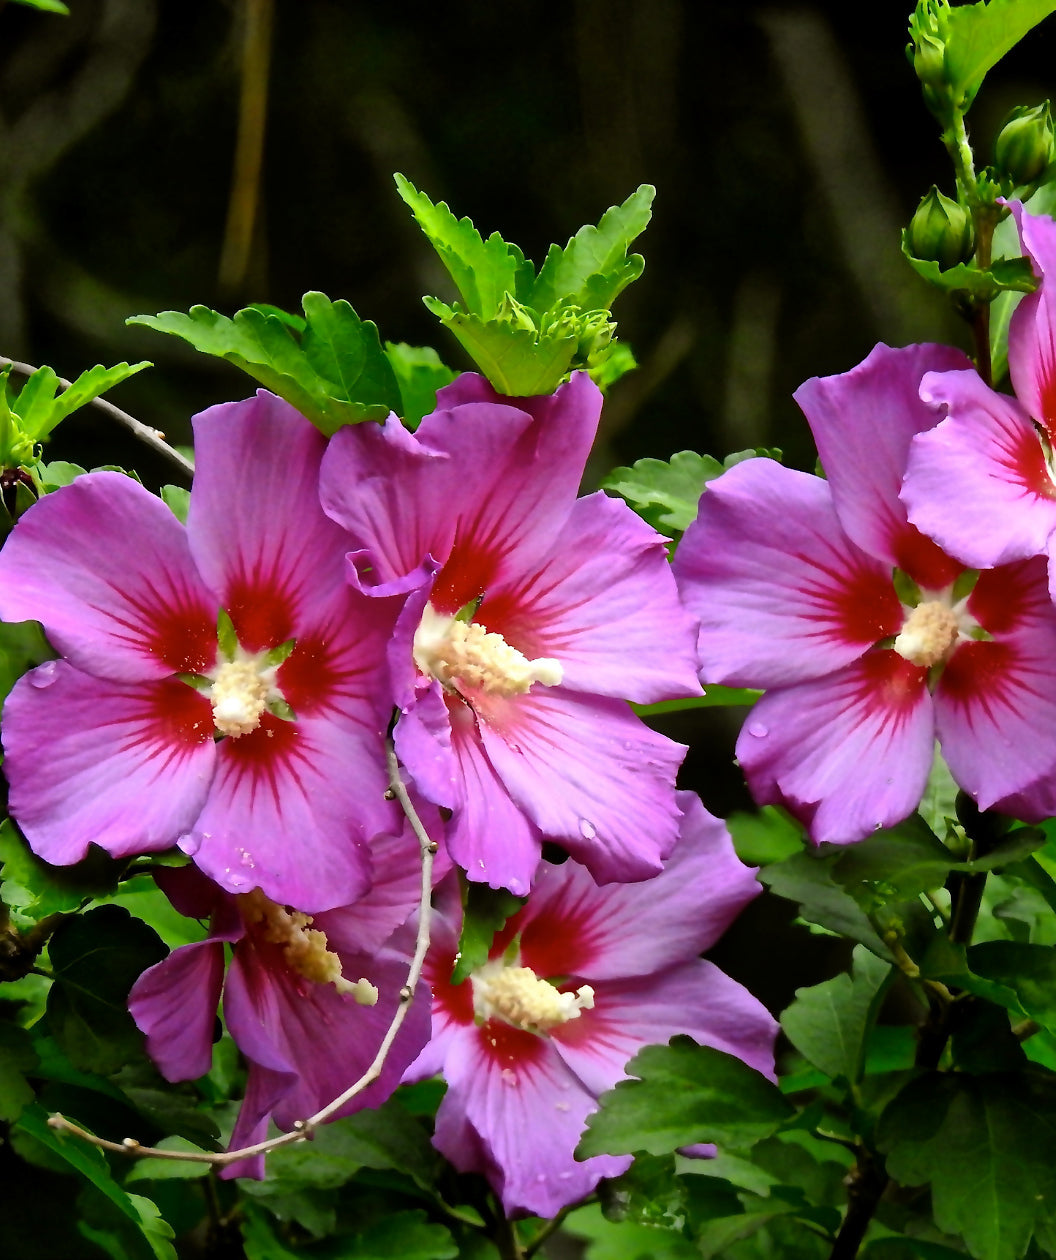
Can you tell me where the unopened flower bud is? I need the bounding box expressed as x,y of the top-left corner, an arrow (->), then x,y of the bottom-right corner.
995,102 -> 1055,186
910,31 -> 947,88
907,186 -> 974,271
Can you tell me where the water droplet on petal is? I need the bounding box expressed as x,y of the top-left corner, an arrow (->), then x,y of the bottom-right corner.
578,818 -> 596,840
747,722 -> 768,738
29,661 -> 58,687
501,1068 -> 517,1086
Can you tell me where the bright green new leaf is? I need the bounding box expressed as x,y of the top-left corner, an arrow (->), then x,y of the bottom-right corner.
427,303 -> 578,396
23,362 -> 151,443
384,342 -> 456,428
529,185 -> 654,314
129,296 -> 397,435
780,947 -> 892,1084
878,1071 -> 1056,1260
10,0 -> 69,10
942,0 -> 1056,112
577,1037 -> 794,1158
451,881 -> 525,985
16,1104 -> 177,1260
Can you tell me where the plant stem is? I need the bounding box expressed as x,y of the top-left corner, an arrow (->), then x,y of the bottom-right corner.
828,1150 -> 888,1260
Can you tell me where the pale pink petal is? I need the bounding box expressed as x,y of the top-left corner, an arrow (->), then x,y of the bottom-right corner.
184,709 -> 395,913
475,688 -> 685,883
3,662 -> 215,865
905,371 -> 1056,568
552,963 -> 778,1098
472,492 -> 699,704
795,342 -> 968,586
935,559 -> 1056,807
0,471 -> 216,680
434,1021 -> 630,1218
673,459 -> 902,689
738,653 -> 935,846
518,793 -> 759,981
129,940 -> 226,1082
187,392 -> 357,637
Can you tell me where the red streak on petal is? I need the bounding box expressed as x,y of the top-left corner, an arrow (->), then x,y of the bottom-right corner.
1039,356 -> 1056,447
279,632 -> 341,714
936,639 -> 1015,714
519,896 -> 598,980
968,558 -> 1048,636
477,1018 -> 547,1068
225,572 -> 294,653
994,416 -> 1056,502
139,678 -> 214,751
430,535 -> 499,616
427,947 -> 475,1026
101,582 -> 216,674
797,553 -> 903,649
860,649 -> 929,715
217,713 -> 305,816
893,525 -> 963,592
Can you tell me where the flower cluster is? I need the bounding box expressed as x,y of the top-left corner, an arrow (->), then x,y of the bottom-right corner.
674,202 -> 1056,846
0,365 -> 772,1210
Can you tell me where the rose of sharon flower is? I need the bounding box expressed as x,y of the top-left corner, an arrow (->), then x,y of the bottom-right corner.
673,343 -> 1056,845
318,372 -> 700,895
405,792 -> 776,1219
129,816 -> 439,1179
903,202 -> 1056,601
0,391 -> 398,911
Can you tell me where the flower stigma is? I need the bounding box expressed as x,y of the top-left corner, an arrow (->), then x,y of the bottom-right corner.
209,660 -> 271,736
471,958 -> 594,1034
413,601 -> 562,697
892,599 -> 961,668
241,889 -> 378,1004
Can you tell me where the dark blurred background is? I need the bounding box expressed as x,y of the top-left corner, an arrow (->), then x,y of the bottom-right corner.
2,0 -> 1055,1005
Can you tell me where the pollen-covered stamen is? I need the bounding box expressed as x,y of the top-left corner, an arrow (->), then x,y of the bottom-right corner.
471,959 -> 594,1034
241,889 -> 379,1004
413,602 -> 563,697
209,660 -> 271,737
893,600 -> 961,668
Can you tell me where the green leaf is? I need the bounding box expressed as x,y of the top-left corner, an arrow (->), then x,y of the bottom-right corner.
602,451 -> 723,537
759,849 -> 893,960
631,686 -> 762,718
967,941 -> 1056,1036
345,1210 -> 459,1260
578,1037 -> 794,1158
20,362 -> 151,443
901,236 -> 1037,302
37,460 -> 88,490
529,184 -> 654,314
123,1137 -> 212,1182
878,1071 -> 1056,1260
46,905 -> 166,1074
450,881 -> 525,985
129,296 -> 396,435
0,818 -> 118,921
990,183 -> 1056,382
726,807 -> 804,866
159,485 -> 190,525
384,342 -> 456,428
919,747 -> 959,837
429,306 -> 578,395
0,618 -> 55,709
780,946 -> 892,1084
0,1020 -> 38,1121
15,1103 -> 177,1260
942,0 -> 1056,111
10,0 -> 69,10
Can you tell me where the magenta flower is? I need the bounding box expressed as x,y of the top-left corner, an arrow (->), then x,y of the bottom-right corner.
673,343 -> 1056,844
405,792 -> 776,1219
903,203 -> 1056,598
129,818 -> 437,1179
318,372 -> 700,896
0,391 -> 398,911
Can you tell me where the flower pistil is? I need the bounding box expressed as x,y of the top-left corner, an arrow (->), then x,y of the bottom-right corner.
471,958 -> 594,1034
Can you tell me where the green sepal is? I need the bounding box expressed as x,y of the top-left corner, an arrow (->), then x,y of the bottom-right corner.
450,878 -> 526,985
425,302 -> 578,396
262,637 -> 296,668
902,231 -> 1037,302
577,1037 -> 795,1158
173,672 -> 210,693
128,294 -> 400,435
267,696 -> 296,723
216,607 -> 238,660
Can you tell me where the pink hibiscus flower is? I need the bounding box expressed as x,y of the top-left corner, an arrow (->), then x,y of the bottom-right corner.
0,391 -> 398,911
405,792 -> 776,1219
318,372 -> 700,896
903,202 -> 1056,598
129,816 -> 439,1178
673,342 -> 1056,844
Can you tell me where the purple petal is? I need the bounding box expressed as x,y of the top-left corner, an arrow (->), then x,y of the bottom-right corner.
476,688 -> 685,883
433,1021 -> 630,1218
935,559 -> 1056,807
478,491 -> 699,704
738,653 -> 935,846
3,662 -> 215,865
1008,202 -> 1056,441
673,460 -> 902,689
795,342 -> 969,586
187,392 -> 356,633
0,471 -> 216,681
128,940 -> 225,1082
518,792 -> 759,981
184,709 -> 395,912
394,682 -> 459,810
905,371 -> 1056,568
552,962 -> 778,1097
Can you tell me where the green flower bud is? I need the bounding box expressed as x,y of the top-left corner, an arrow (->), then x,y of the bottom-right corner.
495,292 -> 538,333
911,31 -> 947,88
995,102 -> 1055,187
907,186 -> 975,271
